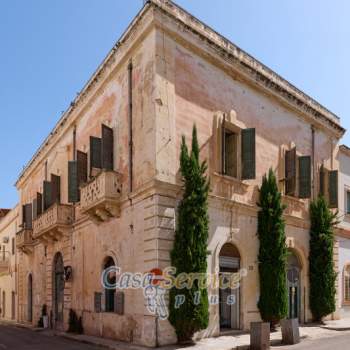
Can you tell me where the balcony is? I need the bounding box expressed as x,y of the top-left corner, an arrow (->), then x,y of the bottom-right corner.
16,229 -> 36,254
33,203 -> 74,243
0,254 -> 10,275
80,170 -> 122,222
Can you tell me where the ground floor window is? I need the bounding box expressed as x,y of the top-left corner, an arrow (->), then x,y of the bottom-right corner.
344,265 -> 350,303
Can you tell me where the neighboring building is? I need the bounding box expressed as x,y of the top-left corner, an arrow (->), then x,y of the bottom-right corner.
336,145 -> 350,318
0,206 -> 19,321
14,0 -> 345,346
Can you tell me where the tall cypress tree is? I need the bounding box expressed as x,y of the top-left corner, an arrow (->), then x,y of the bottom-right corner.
169,125 -> 209,342
309,196 -> 337,322
257,169 -> 288,326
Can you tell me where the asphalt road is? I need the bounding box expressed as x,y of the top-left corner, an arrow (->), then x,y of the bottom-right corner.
273,333 -> 350,350
0,324 -> 105,350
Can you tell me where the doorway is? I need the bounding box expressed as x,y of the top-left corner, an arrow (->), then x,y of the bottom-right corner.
287,251 -> 301,320
53,252 -> 65,329
219,243 -> 241,330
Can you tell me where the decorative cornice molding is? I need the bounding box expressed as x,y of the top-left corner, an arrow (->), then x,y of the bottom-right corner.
151,0 -> 344,138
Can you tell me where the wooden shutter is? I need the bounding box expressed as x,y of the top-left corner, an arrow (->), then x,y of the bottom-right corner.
22,205 -> 26,227
24,203 -> 33,230
221,118 -> 225,174
94,292 -> 102,313
37,192 -> 43,216
68,161 -> 79,203
225,132 -> 237,177
347,191 -> 350,214
285,147 -> 297,196
328,170 -> 338,208
241,128 -> 256,180
90,136 -> 102,171
33,199 -> 38,221
77,151 -> 88,185
320,165 -> 325,196
102,124 -> 114,171
115,291 -> 124,315
299,156 -> 311,199
51,174 -> 61,204
43,181 -> 52,211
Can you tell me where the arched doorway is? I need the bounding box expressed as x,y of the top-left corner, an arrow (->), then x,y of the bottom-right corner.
103,256 -> 116,312
219,243 -> 241,330
53,253 -> 65,329
286,250 -> 302,320
27,274 -> 33,322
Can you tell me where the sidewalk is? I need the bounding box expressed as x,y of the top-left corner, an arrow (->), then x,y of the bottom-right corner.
4,320 -> 350,350
56,323 -> 350,350
322,318 -> 350,331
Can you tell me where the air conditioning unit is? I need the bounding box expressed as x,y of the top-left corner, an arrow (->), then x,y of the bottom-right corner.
2,236 -> 9,244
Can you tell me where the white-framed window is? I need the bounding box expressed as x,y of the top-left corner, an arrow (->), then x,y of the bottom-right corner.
344,265 -> 350,303
346,190 -> 350,214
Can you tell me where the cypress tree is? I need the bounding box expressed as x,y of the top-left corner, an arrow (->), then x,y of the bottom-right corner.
169,125 -> 209,342
257,168 -> 288,326
309,196 -> 337,322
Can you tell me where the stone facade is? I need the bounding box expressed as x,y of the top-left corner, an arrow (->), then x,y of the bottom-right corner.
0,206 -> 18,322
336,145 -> 350,318
13,0 -> 346,347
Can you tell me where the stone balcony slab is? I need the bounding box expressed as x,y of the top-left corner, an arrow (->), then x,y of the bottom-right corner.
80,170 -> 122,222
16,229 -> 36,254
33,203 -> 74,243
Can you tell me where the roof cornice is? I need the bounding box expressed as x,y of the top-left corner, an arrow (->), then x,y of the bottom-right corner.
150,0 -> 345,138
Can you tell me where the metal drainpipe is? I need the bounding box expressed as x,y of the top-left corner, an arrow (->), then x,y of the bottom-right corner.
311,126 -> 315,199
128,60 -> 133,193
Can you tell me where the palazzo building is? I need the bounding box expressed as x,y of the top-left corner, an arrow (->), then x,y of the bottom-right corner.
14,0 -> 345,346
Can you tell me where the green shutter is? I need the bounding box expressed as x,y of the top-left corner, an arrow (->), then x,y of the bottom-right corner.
90,136 -> 102,172
347,191 -> 350,214
77,151 -> 88,185
115,291 -> 124,315
33,199 -> 37,221
320,165 -> 325,196
51,174 -> 61,204
24,203 -> 32,230
221,118 -> 225,174
68,161 -> 79,203
43,181 -> 52,210
225,132 -> 237,177
94,292 -> 102,313
299,156 -> 311,199
285,148 -> 297,196
241,128 -> 256,180
328,170 -> 338,208
37,192 -> 42,216
101,124 -> 114,170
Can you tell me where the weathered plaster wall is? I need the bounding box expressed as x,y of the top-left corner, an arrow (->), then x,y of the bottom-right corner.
0,206 -> 18,321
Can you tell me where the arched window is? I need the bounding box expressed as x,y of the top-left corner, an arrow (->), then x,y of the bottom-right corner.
103,257 -> 116,312
344,265 -> 350,303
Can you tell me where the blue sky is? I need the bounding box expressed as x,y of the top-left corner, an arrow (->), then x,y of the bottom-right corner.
0,0 -> 349,208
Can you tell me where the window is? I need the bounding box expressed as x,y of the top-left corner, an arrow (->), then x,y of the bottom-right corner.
346,191 -> 350,214
223,129 -> 238,178
319,166 -> 338,208
103,257 -> 116,312
344,266 -> 350,303
283,146 -> 312,199
12,238 -> 15,255
215,112 -> 256,180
